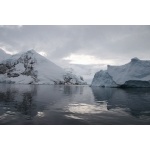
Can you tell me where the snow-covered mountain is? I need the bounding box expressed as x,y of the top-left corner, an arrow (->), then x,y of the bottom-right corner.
0,49 -> 11,62
63,64 -> 103,85
0,50 -> 87,85
91,57 -> 150,87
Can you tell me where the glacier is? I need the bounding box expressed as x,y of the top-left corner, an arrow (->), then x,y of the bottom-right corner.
91,57 -> 150,88
0,49 -> 86,85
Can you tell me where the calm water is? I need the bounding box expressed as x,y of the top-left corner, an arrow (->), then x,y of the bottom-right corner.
0,84 -> 150,125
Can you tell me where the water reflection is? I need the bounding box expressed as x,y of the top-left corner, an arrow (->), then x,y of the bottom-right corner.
0,84 -> 150,124
16,92 -> 36,119
0,85 -> 45,123
68,102 -> 107,114
91,87 -> 150,118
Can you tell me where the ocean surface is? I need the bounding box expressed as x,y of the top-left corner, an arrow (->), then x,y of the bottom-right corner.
0,84 -> 150,125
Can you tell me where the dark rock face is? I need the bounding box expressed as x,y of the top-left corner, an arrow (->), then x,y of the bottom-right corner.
64,75 -> 73,83
0,51 -> 39,82
7,73 -> 20,78
63,73 -> 86,85
0,64 -> 8,74
80,76 -> 84,81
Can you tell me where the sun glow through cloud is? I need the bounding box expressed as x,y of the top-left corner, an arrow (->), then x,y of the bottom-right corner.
63,54 -> 114,65
38,51 -> 47,57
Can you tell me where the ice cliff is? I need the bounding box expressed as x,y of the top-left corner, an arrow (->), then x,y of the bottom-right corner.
91,58 -> 150,87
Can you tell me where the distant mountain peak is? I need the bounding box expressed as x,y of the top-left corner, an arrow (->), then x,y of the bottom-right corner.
26,49 -> 37,53
131,57 -> 140,62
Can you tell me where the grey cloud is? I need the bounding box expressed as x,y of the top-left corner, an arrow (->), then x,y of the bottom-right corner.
1,25 -> 150,60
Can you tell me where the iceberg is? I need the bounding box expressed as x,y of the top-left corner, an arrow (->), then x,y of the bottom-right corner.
91,58 -> 150,87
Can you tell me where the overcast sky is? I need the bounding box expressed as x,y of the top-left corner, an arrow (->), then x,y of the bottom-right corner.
0,25 -> 150,83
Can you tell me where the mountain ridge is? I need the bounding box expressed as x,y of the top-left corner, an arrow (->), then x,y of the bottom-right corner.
0,49 -> 87,85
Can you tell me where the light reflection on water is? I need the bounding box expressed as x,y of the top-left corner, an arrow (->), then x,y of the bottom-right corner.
37,112 -> 45,118
0,84 -> 150,124
68,102 -> 107,114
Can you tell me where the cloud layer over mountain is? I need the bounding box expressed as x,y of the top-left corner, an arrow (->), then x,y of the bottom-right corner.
0,25 -> 150,83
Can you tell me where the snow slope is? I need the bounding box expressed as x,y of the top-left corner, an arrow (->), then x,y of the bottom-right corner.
0,49 -> 11,62
64,65 -> 103,85
0,50 -> 87,85
91,58 -> 150,87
